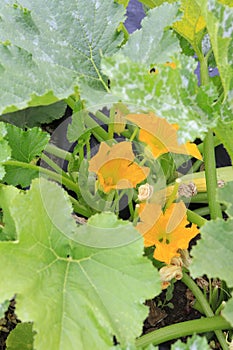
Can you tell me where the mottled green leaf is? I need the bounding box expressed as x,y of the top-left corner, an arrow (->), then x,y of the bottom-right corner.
121,3 -> 180,65
0,0 -> 125,114
102,53 -> 219,142
0,178 -> 160,350
1,101 -> 67,128
6,322 -> 35,350
195,0 -> 233,97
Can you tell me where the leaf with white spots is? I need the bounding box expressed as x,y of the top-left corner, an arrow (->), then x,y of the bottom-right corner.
195,0 -> 233,97
0,0 -> 125,114
120,3 -> 180,66
102,53 -> 219,142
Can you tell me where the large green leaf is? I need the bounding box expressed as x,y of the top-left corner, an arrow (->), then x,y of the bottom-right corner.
120,3 -> 180,65
0,178 -> 160,350
0,0 -> 125,114
102,53 -> 219,142
190,181 -> 233,326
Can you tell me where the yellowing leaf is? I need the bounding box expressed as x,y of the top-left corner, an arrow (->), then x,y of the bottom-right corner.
173,0 -> 206,45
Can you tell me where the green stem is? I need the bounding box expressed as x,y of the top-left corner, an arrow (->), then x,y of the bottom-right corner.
45,143 -> 72,162
187,209 -> 207,227
182,272 -> 229,350
69,196 -> 92,217
4,160 -> 80,195
41,153 -> 70,179
187,159 -> 203,174
95,110 -> 110,125
84,113 -> 109,142
203,130 -> 222,219
198,52 -> 222,220
194,205 -> 226,217
190,193 -> 208,203
135,315 -> 231,348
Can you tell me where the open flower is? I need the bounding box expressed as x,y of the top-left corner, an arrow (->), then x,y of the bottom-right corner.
89,141 -> 150,193
136,201 -> 199,264
126,113 -> 202,160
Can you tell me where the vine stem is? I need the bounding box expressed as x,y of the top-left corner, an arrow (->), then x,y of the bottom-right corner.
203,130 -> 222,219
135,272 -> 231,349
4,160 -> 91,217
198,53 -> 222,219
182,272 -> 229,350
135,315 -> 231,347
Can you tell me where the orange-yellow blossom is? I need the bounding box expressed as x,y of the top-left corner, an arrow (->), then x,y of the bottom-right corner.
126,113 -> 202,160
136,201 -> 199,264
89,141 -> 150,193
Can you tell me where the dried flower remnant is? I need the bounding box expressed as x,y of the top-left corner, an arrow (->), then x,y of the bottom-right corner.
178,182 -> 197,198
126,113 -> 202,160
138,183 -> 153,201
159,264 -> 183,289
88,141 -> 150,193
136,201 -> 199,264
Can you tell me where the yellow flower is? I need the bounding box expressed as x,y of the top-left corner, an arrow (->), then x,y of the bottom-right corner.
126,112 -> 202,160
89,141 -> 150,193
136,201 -> 199,264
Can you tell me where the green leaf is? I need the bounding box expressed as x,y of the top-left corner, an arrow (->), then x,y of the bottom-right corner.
0,185 -> 18,241
190,182 -> 233,326
3,125 -> 49,187
102,53 -> 219,142
120,3 -> 180,65
67,110 -> 89,142
1,101 -> 67,128
138,0 -> 176,8
214,120 -> 233,164
0,299 -> 10,319
0,122 -> 11,180
195,0 -> 233,97
5,125 -> 49,162
0,178 -> 160,350
217,181 -> 233,218
0,0 -> 125,114
6,322 -> 35,350
190,218 -> 233,287
115,0 -> 130,7
171,334 -> 210,350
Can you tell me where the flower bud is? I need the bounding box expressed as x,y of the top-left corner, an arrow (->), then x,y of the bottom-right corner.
138,183 -> 153,201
